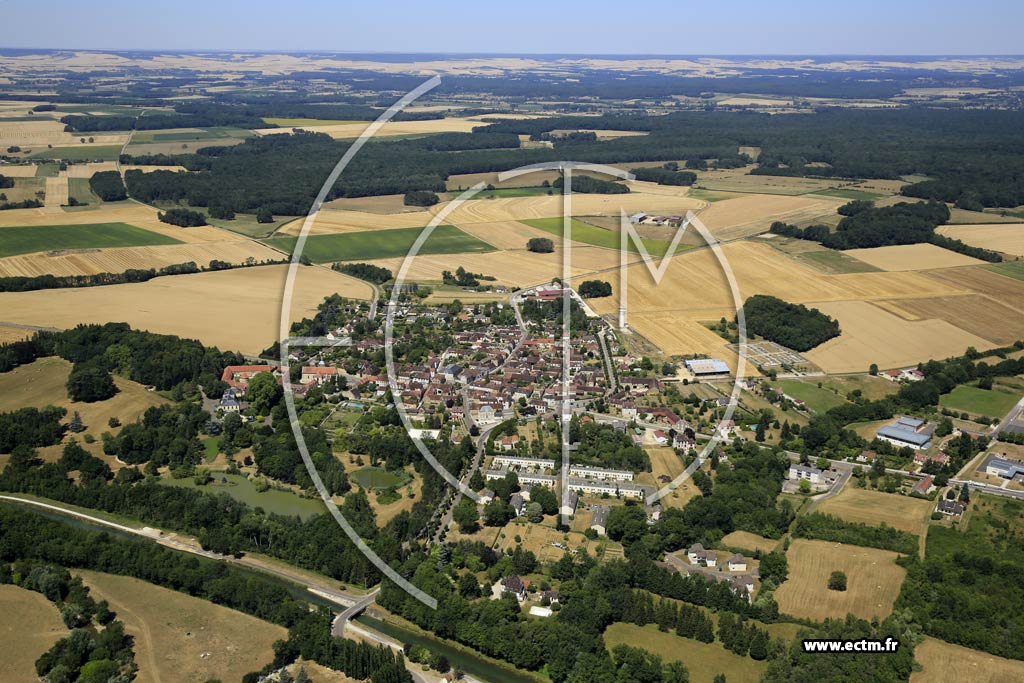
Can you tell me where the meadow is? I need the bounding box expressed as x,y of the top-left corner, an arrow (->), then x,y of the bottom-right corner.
31,145 -> 124,161
911,637 -> 1024,683
0,222 -> 182,257
939,384 -> 1022,417
266,224 -> 495,262
720,530 -> 778,554
776,379 -> 850,413
522,217 -> 676,256
0,585 -> 68,682
773,539 -> 906,622
603,622 -> 768,683
815,488 -> 933,535
78,570 -> 285,683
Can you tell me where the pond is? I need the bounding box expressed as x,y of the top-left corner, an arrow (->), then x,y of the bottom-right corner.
157,473 -> 326,520
349,466 -> 410,490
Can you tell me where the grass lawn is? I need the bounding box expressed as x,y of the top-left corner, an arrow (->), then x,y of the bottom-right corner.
350,466 -> 410,490
777,379 -> 850,413
813,188 -> 885,200
522,217 -> 681,256
0,222 -> 181,257
202,435 -> 222,462
31,145 -> 123,161
798,249 -> 881,273
603,623 -> 768,683
157,473 -> 325,520
939,384 -> 1022,418
265,224 -> 494,262
986,260 -> 1024,282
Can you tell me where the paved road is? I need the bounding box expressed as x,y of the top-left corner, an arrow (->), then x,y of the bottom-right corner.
331,588 -> 380,636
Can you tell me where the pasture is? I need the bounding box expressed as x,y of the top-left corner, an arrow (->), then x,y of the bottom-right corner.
31,145 -> 124,161
0,357 -> 168,462
0,222 -> 182,257
0,585 -> 68,682
266,224 -> 495,262
816,488 -> 933,535
911,637 -> 1024,683
0,264 -> 372,355
603,623 -> 768,683
773,539 -> 906,622
776,379 -> 849,413
77,570 -> 285,683
939,385 -> 1022,418
843,244 -> 984,271
936,223 -> 1024,257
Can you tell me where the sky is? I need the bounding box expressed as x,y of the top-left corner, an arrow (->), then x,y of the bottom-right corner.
1,0 -> 1022,55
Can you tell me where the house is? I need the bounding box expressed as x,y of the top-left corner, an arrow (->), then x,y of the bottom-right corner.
500,575 -> 529,601
788,464 -> 823,484
937,499 -> 965,516
914,451 -> 949,467
541,590 -> 560,604
856,450 -> 879,463
478,488 -> 495,505
730,575 -> 755,602
590,505 -> 610,536
911,475 -> 935,496
500,435 -> 521,451
727,553 -> 747,572
560,490 -> 579,517
705,551 -> 718,568
510,493 -> 526,517
220,364 -> 277,393
219,387 -> 241,413
300,366 -> 338,385
652,430 -> 669,445
687,543 -> 706,564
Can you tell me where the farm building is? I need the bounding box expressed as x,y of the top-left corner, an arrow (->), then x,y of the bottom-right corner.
684,358 -> 730,377
876,416 -> 935,450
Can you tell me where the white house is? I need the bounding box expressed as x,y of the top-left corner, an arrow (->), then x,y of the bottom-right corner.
727,553 -> 747,572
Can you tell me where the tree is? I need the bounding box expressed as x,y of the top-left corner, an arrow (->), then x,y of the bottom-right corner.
256,207 -> 274,223
247,372 -> 282,415
66,363 -> 117,402
404,190 -> 440,207
484,499 -> 513,526
468,469 -> 485,491
828,571 -> 847,591
578,280 -> 612,298
526,237 -> 555,253
748,630 -> 769,660
68,412 -> 85,433
798,479 -> 811,494
453,497 -> 480,534
869,363 -> 879,376
759,552 -> 788,585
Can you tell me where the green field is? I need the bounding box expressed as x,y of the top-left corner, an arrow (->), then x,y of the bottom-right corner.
776,379 -> 850,413
262,117 -> 364,127
350,466 -> 411,490
455,187 -> 552,200
31,145 -> 123,161
0,222 -> 182,257
157,473 -> 325,520
812,188 -> 885,200
131,127 -> 255,143
66,178 -> 99,205
939,384 -> 1022,418
986,261 -> 1024,282
603,623 -> 768,683
265,224 -> 494,262
522,217 -> 681,256
798,249 -> 881,273
34,163 -> 60,178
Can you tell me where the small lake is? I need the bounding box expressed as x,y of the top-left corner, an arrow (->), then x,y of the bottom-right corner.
157,473 -> 326,520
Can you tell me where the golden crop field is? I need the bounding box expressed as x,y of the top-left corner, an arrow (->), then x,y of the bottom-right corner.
879,294 -> 1024,346
254,116 -> 482,139
697,173 -> 839,196
324,193 -> 431,214
721,530 -> 779,554
64,161 -> 118,178
0,164 -> 40,177
0,585 -> 68,682
0,324 -> 31,343
911,637 -> 1024,683
925,264 -> 1024,303
0,265 -> 372,355
0,240 -> 285,278
816,488 -> 933,534
78,570 -> 285,683
0,118 -> 128,147
844,244 -> 985,271
804,300 -> 992,373
695,193 -> 843,240
773,539 -> 906,622
936,223 -> 1024,257
0,357 -> 168,463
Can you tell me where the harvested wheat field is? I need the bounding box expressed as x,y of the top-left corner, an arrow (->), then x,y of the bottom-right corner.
64,161 -> 118,178
0,240 -> 285,278
697,173 -> 839,196
911,637 -> 1024,683
0,265 -> 371,355
816,488 -> 933,534
0,118 -> 128,147
282,207 -> 432,235
721,531 -> 778,554
925,265 -> 1024,305
255,116 -> 481,138
878,294 -> 1024,345
324,194 -> 432,214
936,223 -> 1024,257
0,324 -> 31,343
0,164 -> 41,177
804,300 -> 993,373
0,585 -> 68,682
774,539 -> 906,622
695,193 -> 843,240
78,570 -> 285,683
0,357 -> 168,463
844,244 -> 985,271
443,192 -> 702,225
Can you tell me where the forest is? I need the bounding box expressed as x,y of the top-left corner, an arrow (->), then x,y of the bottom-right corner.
88,170 -> 127,201
742,294 -> 841,352
332,261 -> 393,284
